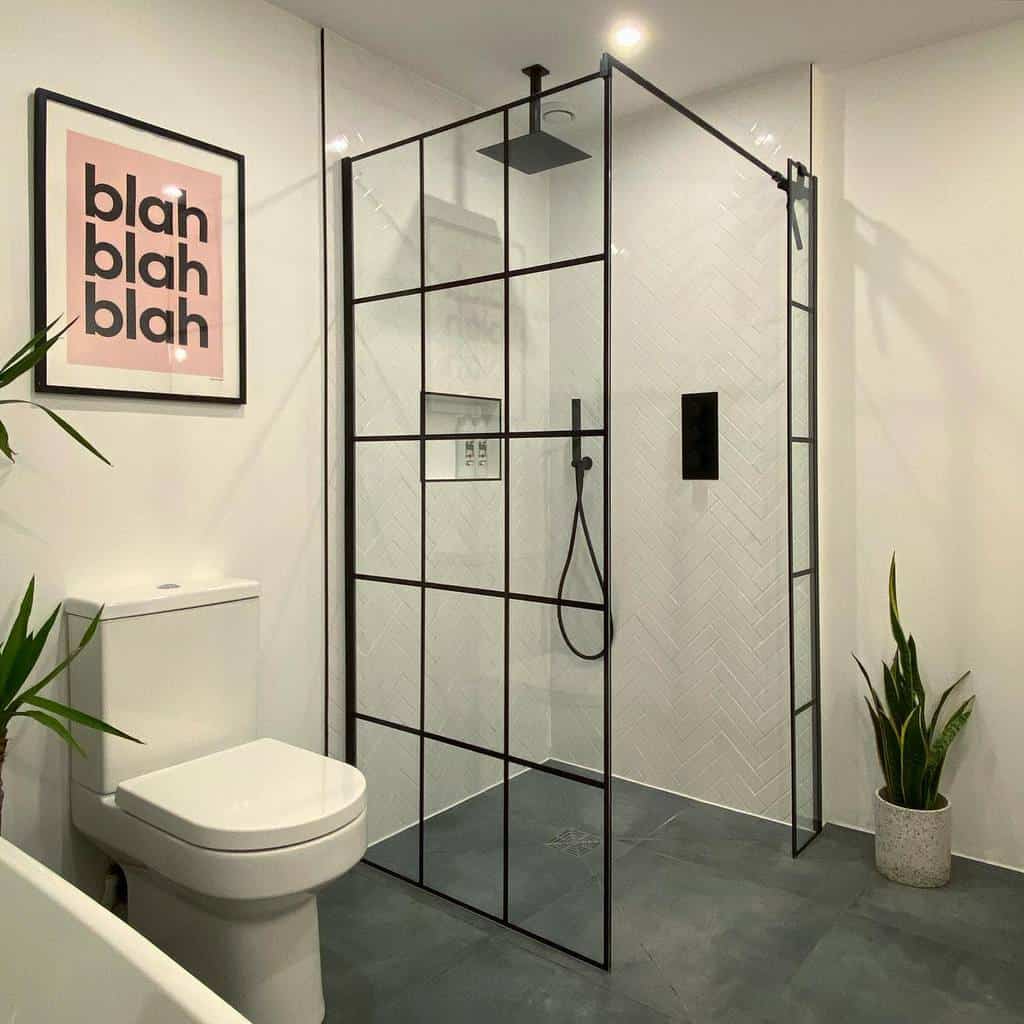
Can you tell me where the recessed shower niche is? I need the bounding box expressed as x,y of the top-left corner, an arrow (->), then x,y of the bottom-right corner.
424,391 -> 502,481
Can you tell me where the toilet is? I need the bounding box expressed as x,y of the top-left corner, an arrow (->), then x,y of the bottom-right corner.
66,579 -> 366,1024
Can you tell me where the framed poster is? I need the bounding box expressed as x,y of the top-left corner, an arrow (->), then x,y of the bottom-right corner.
33,89 -> 246,404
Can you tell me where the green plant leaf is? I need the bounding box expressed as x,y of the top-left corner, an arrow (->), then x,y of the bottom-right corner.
0,400 -> 110,466
0,316 -> 63,375
0,579 -> 36,704
907,634 -> 926,713
927,670 -> 971,744
13,709 -> 86,756
930,695 -> 976,768
11,607 -> 104,710
853,653 -> 883,712
0,417 -> 13,461
889,555 -> 913,684
899,703 -> 929,809
4,602 -> 60,709
923,757 -> 946,809
864,697 -> 886,776
20,694 -> 141,744
878,704 -> 903,802
854,651 -> 902,799
0,318 -> 75,389
882,659 -> 912,726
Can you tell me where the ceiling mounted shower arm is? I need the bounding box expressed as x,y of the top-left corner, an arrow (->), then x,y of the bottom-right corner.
599,52 -> 787,189
522,63 -> 549,133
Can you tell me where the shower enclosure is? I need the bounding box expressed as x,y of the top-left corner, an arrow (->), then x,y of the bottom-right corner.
340,54 -> 820,970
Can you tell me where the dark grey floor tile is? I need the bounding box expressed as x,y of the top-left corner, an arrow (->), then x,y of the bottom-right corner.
522,844 -> 838,1021
323,780 -> 1024,1024
374,936 -> 686,1023
318,864 -> 494,1021
849,853 -> 1024,967
789,912 -> 1024,1023
640,815 -> 876,908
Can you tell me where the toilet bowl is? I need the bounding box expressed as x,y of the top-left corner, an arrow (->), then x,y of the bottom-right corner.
66,580 -> 366,1024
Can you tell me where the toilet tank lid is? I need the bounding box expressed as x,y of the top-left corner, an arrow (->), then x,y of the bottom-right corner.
64,578 -> 260,620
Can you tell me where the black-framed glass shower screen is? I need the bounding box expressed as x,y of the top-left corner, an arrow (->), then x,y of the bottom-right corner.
787,159 -> 822,854
341,71 -> 613,969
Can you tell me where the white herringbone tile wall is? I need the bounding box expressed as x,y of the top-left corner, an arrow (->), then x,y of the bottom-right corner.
549,67 -> 810,822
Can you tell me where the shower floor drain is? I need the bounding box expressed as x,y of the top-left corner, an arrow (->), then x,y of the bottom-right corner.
546,828 -> 600,858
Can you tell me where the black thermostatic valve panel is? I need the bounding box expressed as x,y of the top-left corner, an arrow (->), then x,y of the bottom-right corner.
681,392 -> 719,480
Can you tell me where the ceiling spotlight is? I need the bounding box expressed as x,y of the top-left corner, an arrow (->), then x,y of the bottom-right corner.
612,23 -> 645,49
327,134 -> 350,154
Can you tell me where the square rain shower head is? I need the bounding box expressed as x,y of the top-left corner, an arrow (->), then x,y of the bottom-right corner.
478,131 -> 591,175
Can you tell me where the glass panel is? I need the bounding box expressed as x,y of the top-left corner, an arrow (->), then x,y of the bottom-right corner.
794,705 -> 818,843
790,306 -> 810,440
509,262 -> 603,432
358,719 -> 419,881
354,295 -> 420,437
425,455 -> 502,589
424,114 -> 504,286
790,177 -> 811,309
792,574 -> 814,709
509,436 -> 604,602
424,589 -> 503,751
355,441 -> 420,580
509,599 -> 603,770
508,77 -> 604,271
356,579 -> 419,729
790,441 -> 811,574
507,769 -> 604,961
425,281 -> 504,411
423,739 -> 503,916
352,142 -> 420,299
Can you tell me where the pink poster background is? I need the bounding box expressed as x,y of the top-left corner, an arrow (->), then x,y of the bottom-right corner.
65,130 -> 224,377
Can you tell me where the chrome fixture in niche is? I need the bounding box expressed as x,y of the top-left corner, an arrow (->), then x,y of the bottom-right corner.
423,391 -> 501,482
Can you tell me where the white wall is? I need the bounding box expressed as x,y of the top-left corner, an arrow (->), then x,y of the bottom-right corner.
816,20 -> 1024,868
0,0 -> 324,883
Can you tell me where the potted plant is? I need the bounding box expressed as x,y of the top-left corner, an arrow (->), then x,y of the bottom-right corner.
853,556 -> 975,887
1,320 -> 135,833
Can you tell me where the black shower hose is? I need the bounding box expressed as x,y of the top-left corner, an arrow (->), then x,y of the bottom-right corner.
556,454 -> 614,660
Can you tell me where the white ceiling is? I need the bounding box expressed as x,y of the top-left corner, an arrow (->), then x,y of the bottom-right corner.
275,0 -> 1021,106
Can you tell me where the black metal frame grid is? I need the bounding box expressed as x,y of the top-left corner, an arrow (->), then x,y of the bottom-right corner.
342,68 -> 613,972
340,53 -> 823,974
786,159 -> 823,856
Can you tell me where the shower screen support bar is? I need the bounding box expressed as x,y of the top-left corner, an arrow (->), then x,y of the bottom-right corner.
600,53 -> 787,188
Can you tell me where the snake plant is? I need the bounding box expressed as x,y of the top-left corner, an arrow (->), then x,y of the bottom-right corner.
0,317 -> 109,464
0,579 -> 141,830
854,556 -> 975,811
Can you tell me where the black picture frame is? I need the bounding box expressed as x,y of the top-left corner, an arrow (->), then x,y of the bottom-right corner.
32,88 -> 247,404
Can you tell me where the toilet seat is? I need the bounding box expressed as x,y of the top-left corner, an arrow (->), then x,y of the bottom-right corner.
115,738 -> 366,852
71,739 -> 368,903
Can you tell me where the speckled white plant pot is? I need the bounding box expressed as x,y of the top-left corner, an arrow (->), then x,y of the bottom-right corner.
874,787 -> 951,888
